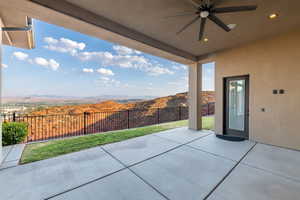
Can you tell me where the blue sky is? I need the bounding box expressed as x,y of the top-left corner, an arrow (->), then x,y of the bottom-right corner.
2,19 -> 214,97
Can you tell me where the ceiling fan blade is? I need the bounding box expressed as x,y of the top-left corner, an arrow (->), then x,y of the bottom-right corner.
187,0 -> 202,8
213,5 -> 257,13
165,12 -> 196,19
199,17 -> 206,41
208,14 -> 231,32
177,16 -> 200,35
211,0 -> 225,7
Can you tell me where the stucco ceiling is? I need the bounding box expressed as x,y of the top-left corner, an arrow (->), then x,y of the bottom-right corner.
64,0 -> 300,57
1,0 -> 300,63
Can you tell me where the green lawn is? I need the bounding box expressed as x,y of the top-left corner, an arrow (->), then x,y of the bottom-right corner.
21,116 -> 214,164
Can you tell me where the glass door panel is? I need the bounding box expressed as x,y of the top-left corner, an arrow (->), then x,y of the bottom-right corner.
224,75 -> 249,138
228,80 -> 245,131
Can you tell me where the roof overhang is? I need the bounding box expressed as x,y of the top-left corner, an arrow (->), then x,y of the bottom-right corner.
1,9 -> 35,49
1,0 -> 300,64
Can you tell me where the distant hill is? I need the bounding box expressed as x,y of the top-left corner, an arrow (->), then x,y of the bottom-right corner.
31,91 -> 215,115
2,94 -> 155,104
11,91 -> 215,142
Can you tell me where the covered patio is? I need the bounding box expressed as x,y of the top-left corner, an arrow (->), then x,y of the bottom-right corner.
1,0 -> 300,199
1,0 -> 300,150
1,127 -> 300,200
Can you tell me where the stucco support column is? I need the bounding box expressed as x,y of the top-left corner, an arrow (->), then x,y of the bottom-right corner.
188,62 -> 202,130
0,26 -> 3,164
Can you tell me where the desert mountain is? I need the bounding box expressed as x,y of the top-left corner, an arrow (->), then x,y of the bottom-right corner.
31,91 -> 215,115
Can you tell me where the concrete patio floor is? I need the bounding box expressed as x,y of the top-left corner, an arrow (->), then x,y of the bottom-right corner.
0,144 -> 25,169
0,127 -> 300,200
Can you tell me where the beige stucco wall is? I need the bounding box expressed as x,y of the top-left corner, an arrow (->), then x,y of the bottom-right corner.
215,28 -> 300,150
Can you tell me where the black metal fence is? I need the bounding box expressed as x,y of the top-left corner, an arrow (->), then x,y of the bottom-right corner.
2,103 -> 214,143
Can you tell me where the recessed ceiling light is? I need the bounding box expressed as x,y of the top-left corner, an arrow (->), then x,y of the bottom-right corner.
269,13 -> 278,19
203,38 -> 208,42
227,24 -> 237,30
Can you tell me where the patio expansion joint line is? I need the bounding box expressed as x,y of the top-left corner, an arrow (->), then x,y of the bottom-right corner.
0,160 -> 21,171
123,132 -> 213,168
3,158 -> 19,162
153,132 -> 242,163
100,146 -> 171,200
43,133 -> 212,200
95,133 -> 214,199
240,162 -> 300,184
0,165 -> 18,171
152,132 -> 213,146
203,142 -> 258,200
186,145 -> 236,162
44,167 -> 128,200
255,141 -> 300,153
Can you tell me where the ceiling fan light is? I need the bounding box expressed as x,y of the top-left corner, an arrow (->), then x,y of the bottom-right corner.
200,11 -> 209,18
269,13 -> 278,19
227,24 -> 237,30
203,38 -> 209,42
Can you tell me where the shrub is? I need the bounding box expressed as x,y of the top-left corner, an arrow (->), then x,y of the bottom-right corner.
2,122 -> 28,146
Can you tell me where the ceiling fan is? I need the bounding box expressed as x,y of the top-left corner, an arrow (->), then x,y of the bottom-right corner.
168,0 -> 257,41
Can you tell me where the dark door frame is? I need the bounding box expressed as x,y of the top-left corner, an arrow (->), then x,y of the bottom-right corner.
223,75 -> 249,139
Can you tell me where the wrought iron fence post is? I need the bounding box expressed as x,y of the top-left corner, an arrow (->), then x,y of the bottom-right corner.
127,110 -> 130,129
157,108 -> 160,124
207,103 -> 210,116
13,112 -> 16,122
84,112 -> 88,134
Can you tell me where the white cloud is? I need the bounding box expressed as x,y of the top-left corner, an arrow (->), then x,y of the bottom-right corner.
44,37 -> 58,44
34,57 -> 60,71
96,76 -> 120,87
48,59 -> 60,71
41,37 -> 176,77
34,57 -> 49,66
172,64 -> 188,70
112,45 -> 142,55
113,45 -> 134,55
44,37 -> 86,56
82,68 -> 94,73
77,51 -> 174,76
73,43 -> 174,76
134,50 -> 142,54
11,51 -> 60,71
1,64 -> 8,68
97,68 -> 114,76
78,51 -> 114,63
145,66 -> 174,76
13,52 -> 29,61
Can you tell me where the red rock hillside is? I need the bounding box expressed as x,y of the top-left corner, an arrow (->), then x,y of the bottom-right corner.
21,91 -> 215,141
31,91 -> 215,115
